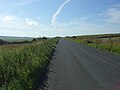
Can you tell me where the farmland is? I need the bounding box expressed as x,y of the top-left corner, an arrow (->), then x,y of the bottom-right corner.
0,38 -> 58,90
0,36 -> 33,42
66,33 -> 120,55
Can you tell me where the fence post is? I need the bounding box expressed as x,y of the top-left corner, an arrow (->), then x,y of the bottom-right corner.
109,36 -> 113,52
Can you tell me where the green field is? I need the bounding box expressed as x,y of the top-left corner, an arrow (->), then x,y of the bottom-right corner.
67,33 -> 120,55
0,39 -> 58,90
0,36 -> 33,42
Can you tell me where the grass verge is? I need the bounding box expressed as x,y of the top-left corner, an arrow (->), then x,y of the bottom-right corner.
0,38 -> 58,90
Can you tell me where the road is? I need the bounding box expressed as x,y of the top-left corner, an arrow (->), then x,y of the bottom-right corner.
38,39 -> 120,90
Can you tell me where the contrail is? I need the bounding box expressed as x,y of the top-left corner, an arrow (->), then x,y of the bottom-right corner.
51,0 -> 71,27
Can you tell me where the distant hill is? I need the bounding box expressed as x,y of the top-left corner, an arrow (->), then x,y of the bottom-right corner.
66,33 -> 120,38
86,33 -> 120,38
0,36 -> 33,42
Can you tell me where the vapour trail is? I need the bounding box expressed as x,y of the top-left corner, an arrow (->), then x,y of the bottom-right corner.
51,0 -> 71,27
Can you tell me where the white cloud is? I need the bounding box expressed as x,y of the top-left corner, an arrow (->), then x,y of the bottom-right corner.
3,16 -> 17,22
105,5 -> 120,24
51,0 -> 71,27
25,18 -> 39,26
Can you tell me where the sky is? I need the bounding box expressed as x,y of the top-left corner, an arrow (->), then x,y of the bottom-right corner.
0,0 -> 120,37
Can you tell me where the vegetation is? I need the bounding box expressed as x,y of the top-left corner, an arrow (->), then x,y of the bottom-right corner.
0,39 -> 7,45
32,37 -> 48,42
0,36 -> 33,42
0,38 -> 58,90
67,33 -> 120,55
0,39 -> 32,45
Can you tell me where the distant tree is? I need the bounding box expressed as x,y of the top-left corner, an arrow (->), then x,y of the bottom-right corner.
72,36 -> 77,38
42,37 -> 47,40
37,37 -> 42,40
0,39 -> 7,45
32,38 -> 37,42
22,40 -> 31,43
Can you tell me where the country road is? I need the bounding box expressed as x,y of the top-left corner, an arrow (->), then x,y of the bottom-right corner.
38,39 -> 120,90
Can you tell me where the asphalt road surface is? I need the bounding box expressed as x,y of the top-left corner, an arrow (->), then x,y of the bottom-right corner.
39,39 -> 120,90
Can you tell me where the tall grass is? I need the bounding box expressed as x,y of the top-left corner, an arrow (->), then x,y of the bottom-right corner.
0,39 -> 58,90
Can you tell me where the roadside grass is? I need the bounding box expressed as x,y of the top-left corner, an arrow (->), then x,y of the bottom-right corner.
67,37 -> 120,55
97,43 -> 120,55
0,39 -> 58,90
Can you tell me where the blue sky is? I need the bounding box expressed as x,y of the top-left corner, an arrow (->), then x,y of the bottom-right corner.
0,0 -> 120,37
